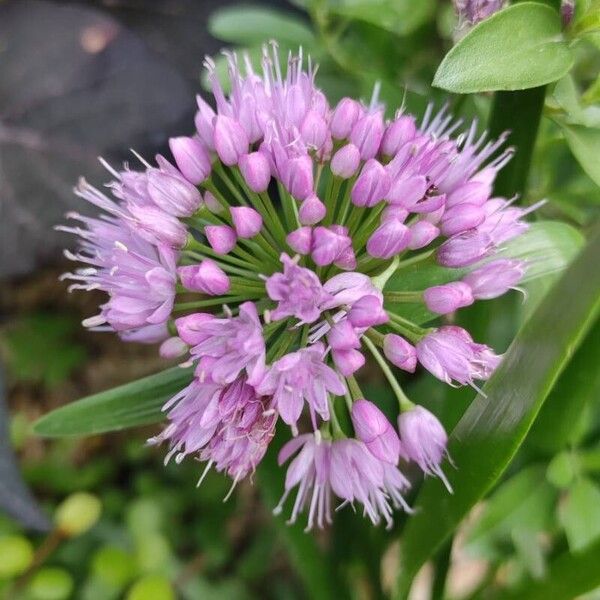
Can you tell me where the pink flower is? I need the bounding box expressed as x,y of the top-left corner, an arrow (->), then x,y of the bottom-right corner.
398,406 -> 451,491
351,399 -> 401,464
416,326 -> 500,386
190,302 -> 266,386
257,343 -> 345,431
265,254 -> 333,323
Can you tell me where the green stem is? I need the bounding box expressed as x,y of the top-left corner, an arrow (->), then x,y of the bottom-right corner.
387,312 -> 428,344
383,291 -> 424,303
487,86 -> 547,199
346,375 -> 363,400
174,296 -> 247,311
362,335 -> 413,411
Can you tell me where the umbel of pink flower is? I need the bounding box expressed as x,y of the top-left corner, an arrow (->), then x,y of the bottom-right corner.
60,43 -> 536,530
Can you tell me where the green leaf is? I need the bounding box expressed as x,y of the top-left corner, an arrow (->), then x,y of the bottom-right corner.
560,123 -> 600,187
433,3 -> 574,93
394,225 -> 600,598
466,466 -> 556,550
328,0 -> 436,36
384,221 -> 584,324
559,478 -> 600,552
505,537 -> 600,599
33,366 -> 194,437
208,6 -> 315,46
528,319 -> 600,453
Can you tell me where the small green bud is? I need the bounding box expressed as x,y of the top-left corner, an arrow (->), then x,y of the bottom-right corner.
0,535 -> 34,578
547,452 -> 578,489
54,492 -> 101,537
126,575 -> 175,600
28,567 -> 73,600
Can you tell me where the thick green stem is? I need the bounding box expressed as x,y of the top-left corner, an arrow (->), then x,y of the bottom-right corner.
487,86 -> 547,199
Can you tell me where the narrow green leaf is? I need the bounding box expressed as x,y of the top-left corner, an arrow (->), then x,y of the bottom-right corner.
384,221 -> 583,324
528,319 -> 600,453
433,3 -> 574,93
33,366 -> 194,437
328,0 -> 436,36
559,478 -> 600,552
506,537 -> 600,600
208,6 -> 315,46
561,123 -> 600,187
394,225 -> 600,599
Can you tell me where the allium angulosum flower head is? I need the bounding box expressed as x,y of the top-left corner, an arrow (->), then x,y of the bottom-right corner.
61,43 -> 535,529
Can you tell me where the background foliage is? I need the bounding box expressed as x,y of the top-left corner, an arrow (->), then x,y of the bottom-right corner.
1,0 -> 599,598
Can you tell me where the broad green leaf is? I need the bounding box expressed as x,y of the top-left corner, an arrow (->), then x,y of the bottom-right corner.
394,225 -> 600,599
433,3 -> 574,93
559,478 -> 600,552
33,366 -> 194,437
328,0 -> 436,36
208,6 -> 315,46
528,319 -> 600,453
506,537 -> 600,599
561,123 -> 600,187
384,221 -> 583,324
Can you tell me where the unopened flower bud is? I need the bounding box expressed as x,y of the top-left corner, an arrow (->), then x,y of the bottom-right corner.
194,96 -> 216,150
348,295 -> 388,327
366,220 -> 411,259
231,206 -> 263,239
330,98 -> 362,139
424,282 -> 473,314
327,319 -> 360,350
178,259 -> 231,295
286,226 -> 313,255
398,406 -> 451,490
312,226 -> 350,266
239,151 -> 271,193
387,175 -> 428,207
299,194 -> 327,225
334,245 -> 357,271
351,111 -> 384,159
462,259 -> 525,299
351,399 -> 401,464
175,313 -> 214,345
331,144 -> 361,179
381,115 -> 417,156
205,224 -> 237,254
168,136 -> 211,185
440,203 -> 485,236
127,204 -> 187,248
383,334 -> 417,372
332,347 -> 365,376
147,170 -> 202,217
382,205 -> 409,224
159,336 -> 188,359
351,160 -> 390,207
408,221 -> 440,250
437,230 -> 492,267
301,110 -> 328,150
214,115 -> 248,166
283,156 -> 313,200
446,181 -> 491,208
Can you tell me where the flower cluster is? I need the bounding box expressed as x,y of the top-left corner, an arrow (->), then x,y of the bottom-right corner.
61,44 -> 532,529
